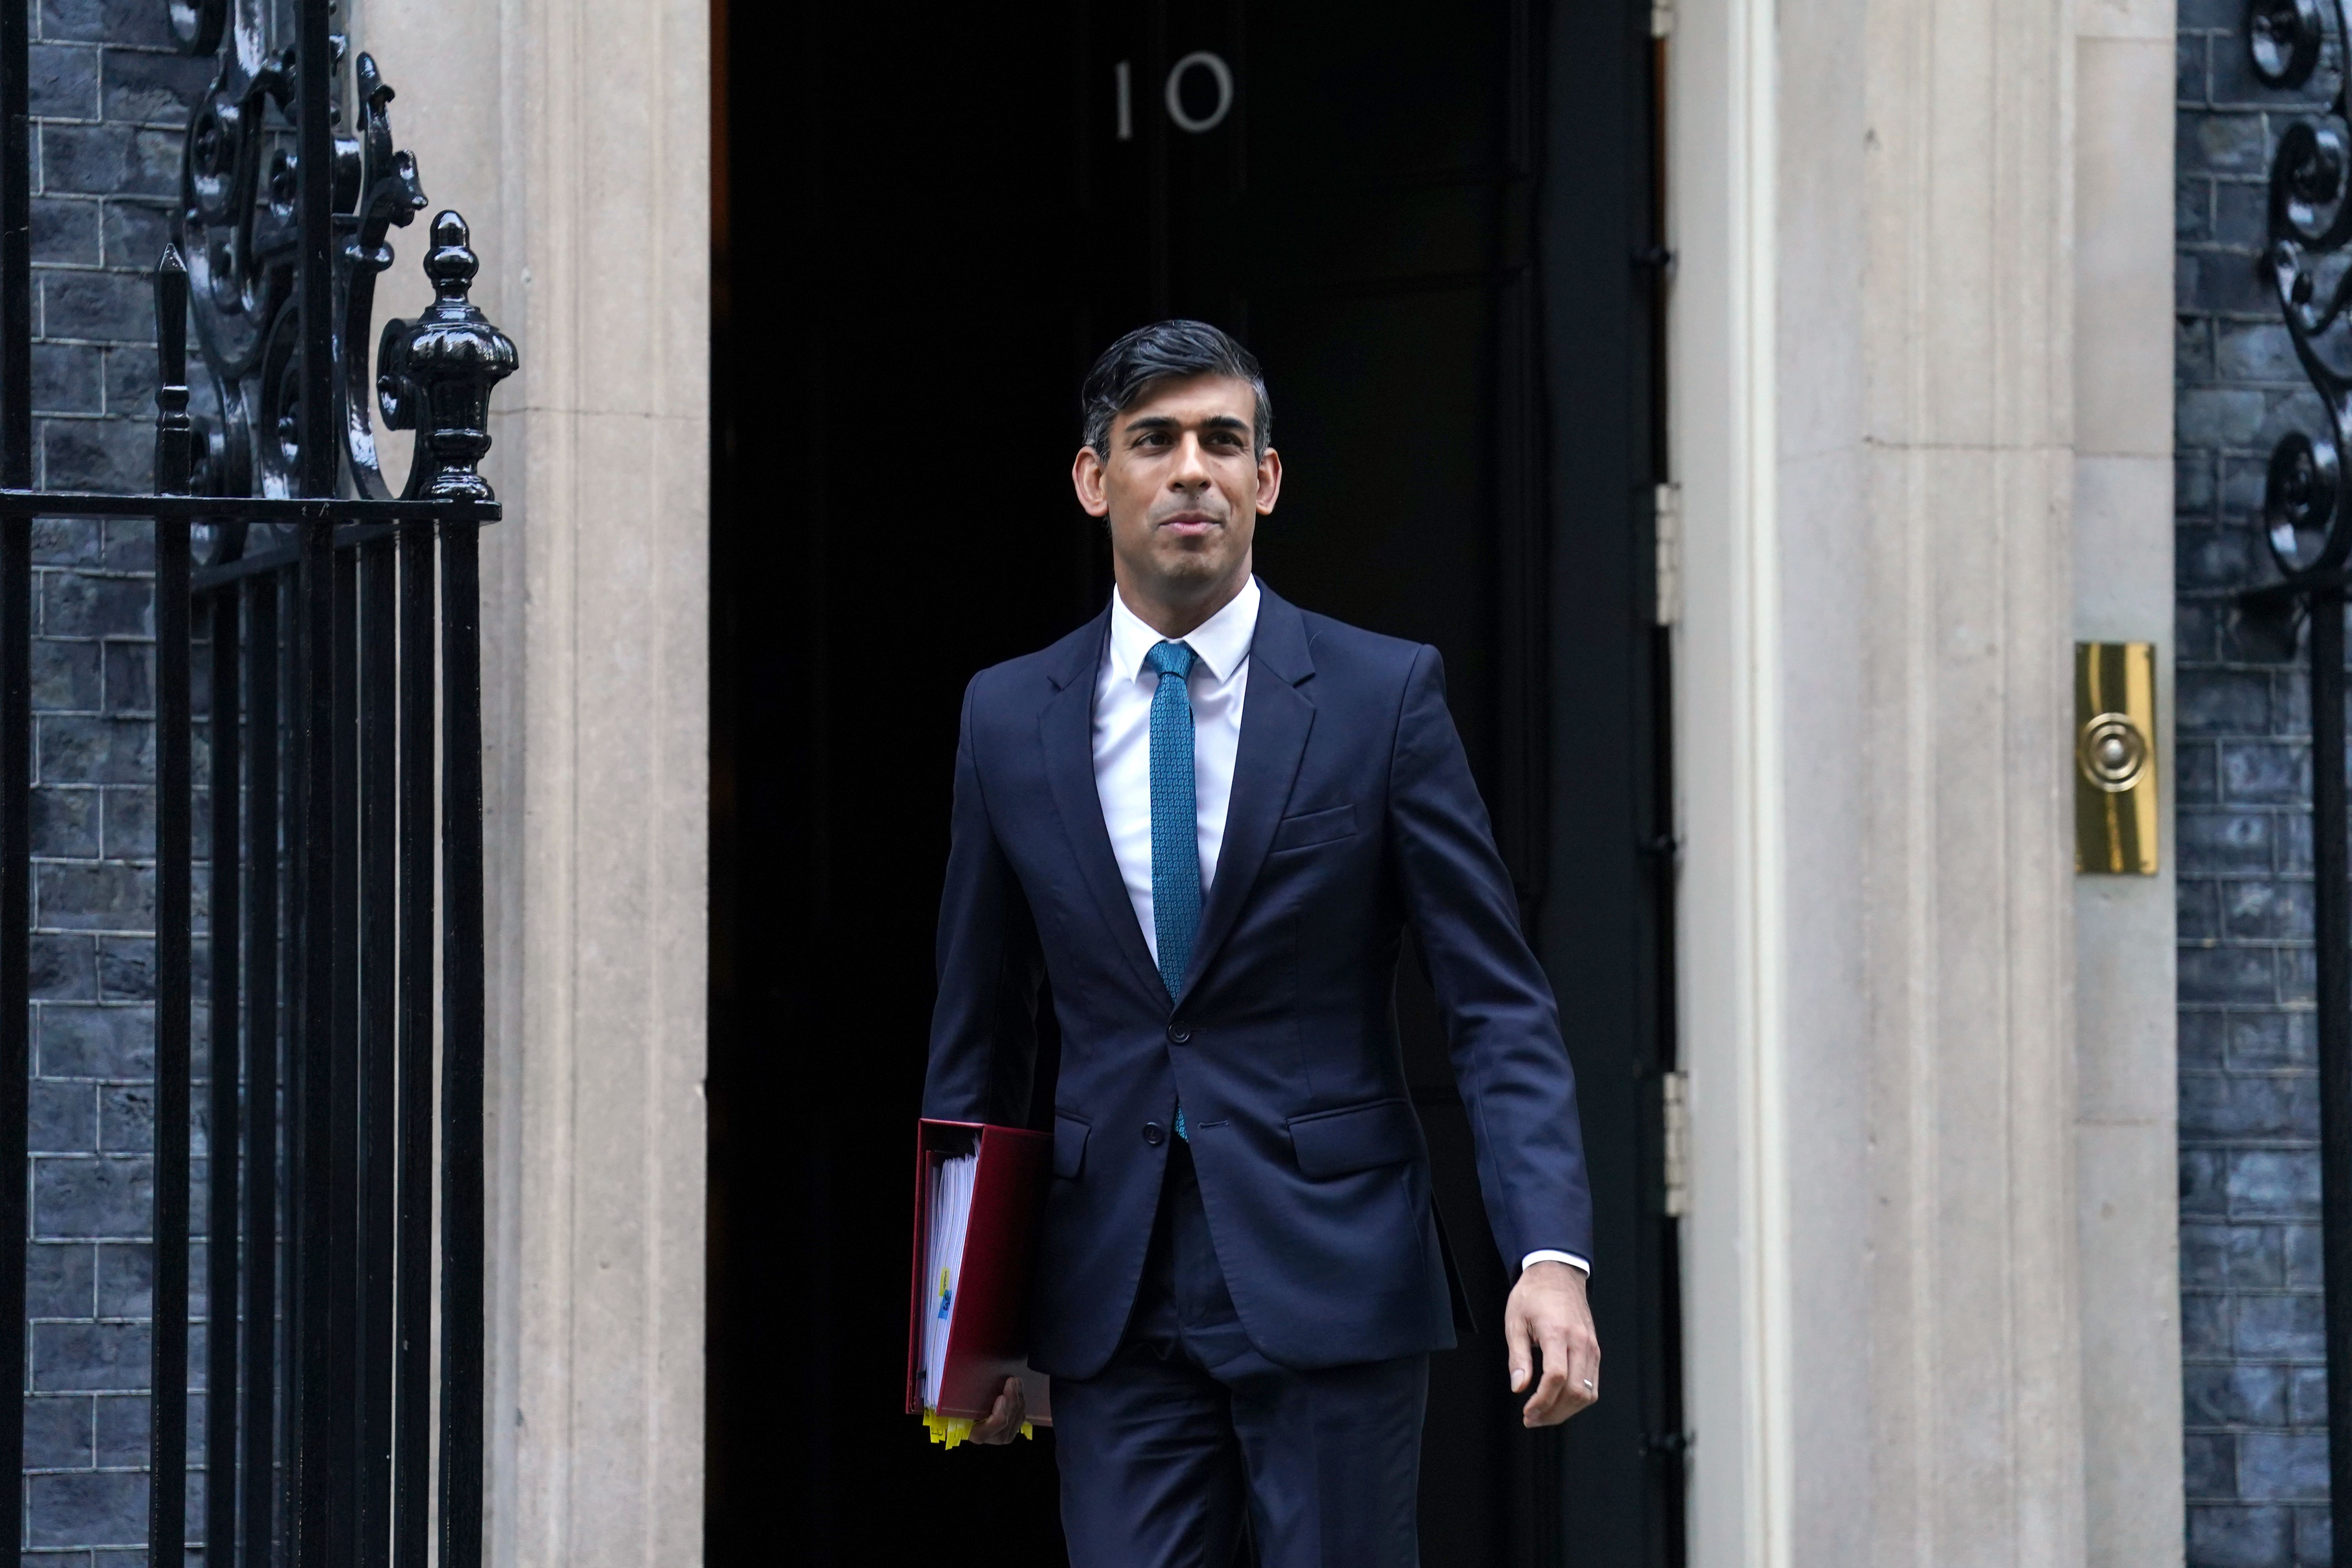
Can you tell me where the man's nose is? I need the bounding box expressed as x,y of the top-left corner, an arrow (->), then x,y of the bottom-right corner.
1170,434 -> 1212,487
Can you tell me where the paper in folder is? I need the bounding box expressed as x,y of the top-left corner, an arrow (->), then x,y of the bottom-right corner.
906,1119 -> 1053,1448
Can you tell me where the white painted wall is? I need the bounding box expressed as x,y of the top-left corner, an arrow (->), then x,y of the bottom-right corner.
347,3 -> 711,1564
2072,1 -> 2185,1563
1673,0 -> 2180,1559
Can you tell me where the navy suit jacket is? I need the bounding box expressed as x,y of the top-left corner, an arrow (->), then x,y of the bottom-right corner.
922,583 -> 1593,1378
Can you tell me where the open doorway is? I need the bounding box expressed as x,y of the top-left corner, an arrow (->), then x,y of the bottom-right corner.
708,4 -> 1680,1561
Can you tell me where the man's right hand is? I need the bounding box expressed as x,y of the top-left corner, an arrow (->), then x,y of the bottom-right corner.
967,1376 -> 1027,1444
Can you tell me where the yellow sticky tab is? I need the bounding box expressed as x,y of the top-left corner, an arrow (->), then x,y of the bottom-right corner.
922,1410 -> 973,1449
918,1408 -> 1034,1448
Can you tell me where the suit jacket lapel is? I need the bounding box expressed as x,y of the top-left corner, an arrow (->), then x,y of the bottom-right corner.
1183,588 -> 1316,1003
1038,612 -> 1166,1006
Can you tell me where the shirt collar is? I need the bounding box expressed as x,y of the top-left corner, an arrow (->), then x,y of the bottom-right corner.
1108,575 -> 1261,684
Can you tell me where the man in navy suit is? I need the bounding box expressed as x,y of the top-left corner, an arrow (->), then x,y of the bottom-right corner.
923,320 -> 1597,1566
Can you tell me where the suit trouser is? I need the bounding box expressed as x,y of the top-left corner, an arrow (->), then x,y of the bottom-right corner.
1053,1137 -> 1428,1568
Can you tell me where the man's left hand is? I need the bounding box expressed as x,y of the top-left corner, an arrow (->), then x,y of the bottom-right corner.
967,1376 -> 1027,1445
1504,1260 -> 1599,1427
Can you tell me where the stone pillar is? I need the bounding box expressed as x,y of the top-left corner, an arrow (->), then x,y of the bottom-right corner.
1675,0 -> 2098,1559
348,3 -> 710,1565
2071,0 -> 2185,1562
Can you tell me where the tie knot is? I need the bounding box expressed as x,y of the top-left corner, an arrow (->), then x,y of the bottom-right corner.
1145,641 -> 1197,681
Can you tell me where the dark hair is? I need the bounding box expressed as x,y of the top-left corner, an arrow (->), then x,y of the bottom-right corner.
1080,319 -> 1272,459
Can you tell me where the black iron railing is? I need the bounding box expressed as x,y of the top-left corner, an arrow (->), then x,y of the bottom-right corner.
2247,0 -> 2352,1555
0,0 -> 517,1564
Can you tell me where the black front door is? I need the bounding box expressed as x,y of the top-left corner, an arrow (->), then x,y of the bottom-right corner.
709,4 -> 1677,1563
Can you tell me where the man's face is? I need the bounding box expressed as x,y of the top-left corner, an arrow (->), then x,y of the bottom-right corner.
1073,374 -> 1281,605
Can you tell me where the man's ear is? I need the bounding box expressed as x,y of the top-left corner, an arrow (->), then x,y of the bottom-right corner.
1255,447 -> 1283,515
1072,446 -> 1111,517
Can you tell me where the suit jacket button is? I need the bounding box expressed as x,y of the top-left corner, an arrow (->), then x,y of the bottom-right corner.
1168,1025 -> 1192,1045
1142,1121 -> 1166,1146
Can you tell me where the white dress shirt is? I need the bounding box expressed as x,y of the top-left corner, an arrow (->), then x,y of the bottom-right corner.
1091,576 -> 1587,1279
1094,575 -> 1259,958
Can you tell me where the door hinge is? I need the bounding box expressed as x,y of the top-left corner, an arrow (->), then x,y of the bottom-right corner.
1651,0 -> 1675,39
1661,1069 -> 1690,1217
1653,481 -> 1682,628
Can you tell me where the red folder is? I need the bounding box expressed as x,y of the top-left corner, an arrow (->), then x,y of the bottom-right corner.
905,1119 -> 1054,1428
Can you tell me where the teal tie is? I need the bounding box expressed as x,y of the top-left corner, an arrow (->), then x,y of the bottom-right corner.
1145,640 -> 1199,1141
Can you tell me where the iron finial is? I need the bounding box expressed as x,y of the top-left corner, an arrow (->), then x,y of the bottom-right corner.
376,211 -> 517,503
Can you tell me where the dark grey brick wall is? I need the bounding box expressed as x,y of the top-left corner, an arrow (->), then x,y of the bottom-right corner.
20,1 -> 211,1562
2179,2 -> 2346,1563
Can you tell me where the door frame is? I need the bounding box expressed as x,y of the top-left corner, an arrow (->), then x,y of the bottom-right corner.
1661,0 -> 1790,1561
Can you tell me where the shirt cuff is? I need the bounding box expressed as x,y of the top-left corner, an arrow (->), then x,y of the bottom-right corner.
1521,1250 -> 1590,1276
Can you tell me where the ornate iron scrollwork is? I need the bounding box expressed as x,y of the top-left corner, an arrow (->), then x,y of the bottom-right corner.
2251,0 -> 2352,583
170,0 -> 515,558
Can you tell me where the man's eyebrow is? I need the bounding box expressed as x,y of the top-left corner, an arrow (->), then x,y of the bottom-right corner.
1122,413 -> 1252,437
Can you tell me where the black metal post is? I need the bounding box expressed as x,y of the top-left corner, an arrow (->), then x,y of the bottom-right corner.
205,579 -> 244,1568
240,574 -> 282,1568
147,246 -> 196,1568
372,206 -> 514,1568
329,518 -> 362,1565
283,561 -> 311,1559
392,519 -> 434,1568
292,525 -> 336,1568
438,518 -> 487,1568
359,530 -> 397,1568
2315,592 -> 2352,1557
292,0 -> 344,1563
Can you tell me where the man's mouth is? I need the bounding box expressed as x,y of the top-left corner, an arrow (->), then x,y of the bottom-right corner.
1156,512 -> 1222,534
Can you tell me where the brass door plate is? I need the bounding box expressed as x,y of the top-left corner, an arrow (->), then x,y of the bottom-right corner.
2075,641 -> 2159,875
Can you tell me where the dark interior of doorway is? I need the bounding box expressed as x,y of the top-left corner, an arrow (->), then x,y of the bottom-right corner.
708,4 -> 1679,1563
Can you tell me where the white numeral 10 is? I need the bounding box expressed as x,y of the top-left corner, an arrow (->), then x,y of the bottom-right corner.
1114,52 -> 1235,140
